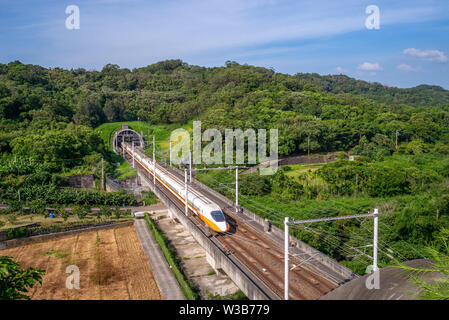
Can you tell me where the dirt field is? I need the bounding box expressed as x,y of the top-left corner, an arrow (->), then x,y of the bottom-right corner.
0,225 -> 163,300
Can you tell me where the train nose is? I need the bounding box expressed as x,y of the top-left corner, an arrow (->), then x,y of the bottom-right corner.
219,222 -> 230,233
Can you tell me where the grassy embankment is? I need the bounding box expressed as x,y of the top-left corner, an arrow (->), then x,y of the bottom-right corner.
95,121 -> 193,180
144,213 -> 199,300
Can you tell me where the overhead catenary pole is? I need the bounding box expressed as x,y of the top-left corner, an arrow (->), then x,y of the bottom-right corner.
189,150 -> 192,182
235,167 -> 239,213
284,216 -> 289,300
169,139 -> 172,167
373,208 -> 379,271
184,169 -> 188,216
153,135 -> 156,185
132,141 -> 135,168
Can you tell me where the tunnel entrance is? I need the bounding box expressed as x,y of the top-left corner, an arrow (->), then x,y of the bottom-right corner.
112,124 -> 145,154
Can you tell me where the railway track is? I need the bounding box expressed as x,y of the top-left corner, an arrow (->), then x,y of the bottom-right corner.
124,148 -> 338,299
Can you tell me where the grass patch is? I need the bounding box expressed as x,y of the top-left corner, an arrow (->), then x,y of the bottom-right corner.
41,249 -> 71,259
144,213 -> 199,300
140,191 -> 157,206
206,290 -> 248,300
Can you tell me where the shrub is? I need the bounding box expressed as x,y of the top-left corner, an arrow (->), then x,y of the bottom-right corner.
113,207 -> 121,219
239,174 -> 272,196
28,199 -> 46,214
404,139 -> 430,155
6,226 -> 28,239
100,206 -> 112,217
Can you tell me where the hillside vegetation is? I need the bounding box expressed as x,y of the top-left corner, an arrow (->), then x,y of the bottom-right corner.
1,59 -> 449,279
1,60 -> 448,158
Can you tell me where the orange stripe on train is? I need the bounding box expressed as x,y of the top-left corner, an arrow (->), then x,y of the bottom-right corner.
124,148 -> 225,232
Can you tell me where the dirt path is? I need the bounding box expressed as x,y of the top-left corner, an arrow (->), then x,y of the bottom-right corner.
0,225 -> 162,300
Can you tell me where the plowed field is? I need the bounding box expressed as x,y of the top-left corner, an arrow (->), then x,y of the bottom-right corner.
0,225 -> 162,300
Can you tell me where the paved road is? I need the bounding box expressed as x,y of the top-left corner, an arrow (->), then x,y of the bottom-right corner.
134,218 -> 185,300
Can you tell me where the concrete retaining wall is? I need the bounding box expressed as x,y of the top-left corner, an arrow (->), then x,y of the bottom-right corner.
64,174 -> 95,189
0,221 -> 133,250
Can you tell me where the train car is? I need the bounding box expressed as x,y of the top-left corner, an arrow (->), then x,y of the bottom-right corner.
123,143 -> 229,233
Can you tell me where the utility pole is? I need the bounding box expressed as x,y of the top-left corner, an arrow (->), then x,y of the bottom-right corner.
101,157 -> 104,191
284,216 -> 289,300
153,135 -> 156,185
235,167 -> 239,213
307,135 -> 310,158
184,169 -> 188,216
169,139 -> 172,167
189,150 -> 192,182
395,130 -> 399,151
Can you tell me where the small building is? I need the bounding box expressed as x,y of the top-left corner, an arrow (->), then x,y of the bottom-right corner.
349,155 -> 361,161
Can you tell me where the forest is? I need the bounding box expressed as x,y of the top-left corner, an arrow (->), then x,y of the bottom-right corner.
1,59 -> 449,279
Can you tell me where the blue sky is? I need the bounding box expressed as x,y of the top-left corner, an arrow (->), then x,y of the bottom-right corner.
1,0 -> 449,88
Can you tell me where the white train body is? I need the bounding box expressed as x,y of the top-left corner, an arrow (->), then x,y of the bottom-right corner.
123,143 -> 229,232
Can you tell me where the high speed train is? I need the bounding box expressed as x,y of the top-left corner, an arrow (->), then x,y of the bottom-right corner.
122,143 -> 230,233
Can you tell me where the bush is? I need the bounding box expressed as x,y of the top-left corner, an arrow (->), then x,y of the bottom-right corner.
28,199 -> 46,214
100,206 -> 112,217
140,191 -> 157,206
239,174 -> 272,196
0,184 -> 137,206
318,160 -> 412,197
6,226 -> 28,239
271,171 -> 303,201
364,167 -> 411,197
113,207 -> 121,219
55,207 -> 69,221
404,139 -> 430,155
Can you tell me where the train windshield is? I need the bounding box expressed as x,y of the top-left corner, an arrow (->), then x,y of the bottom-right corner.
211,210 -> 225,222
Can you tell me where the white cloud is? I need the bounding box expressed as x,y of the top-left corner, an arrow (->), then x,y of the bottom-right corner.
403,48 -> 447,62
334,66 -> 348,73
32,0 -> 449,69
397,64 -> 419,72
357,62 -> 382,71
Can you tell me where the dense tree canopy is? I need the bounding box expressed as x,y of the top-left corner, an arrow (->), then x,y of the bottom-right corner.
1,60 -> 448,158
